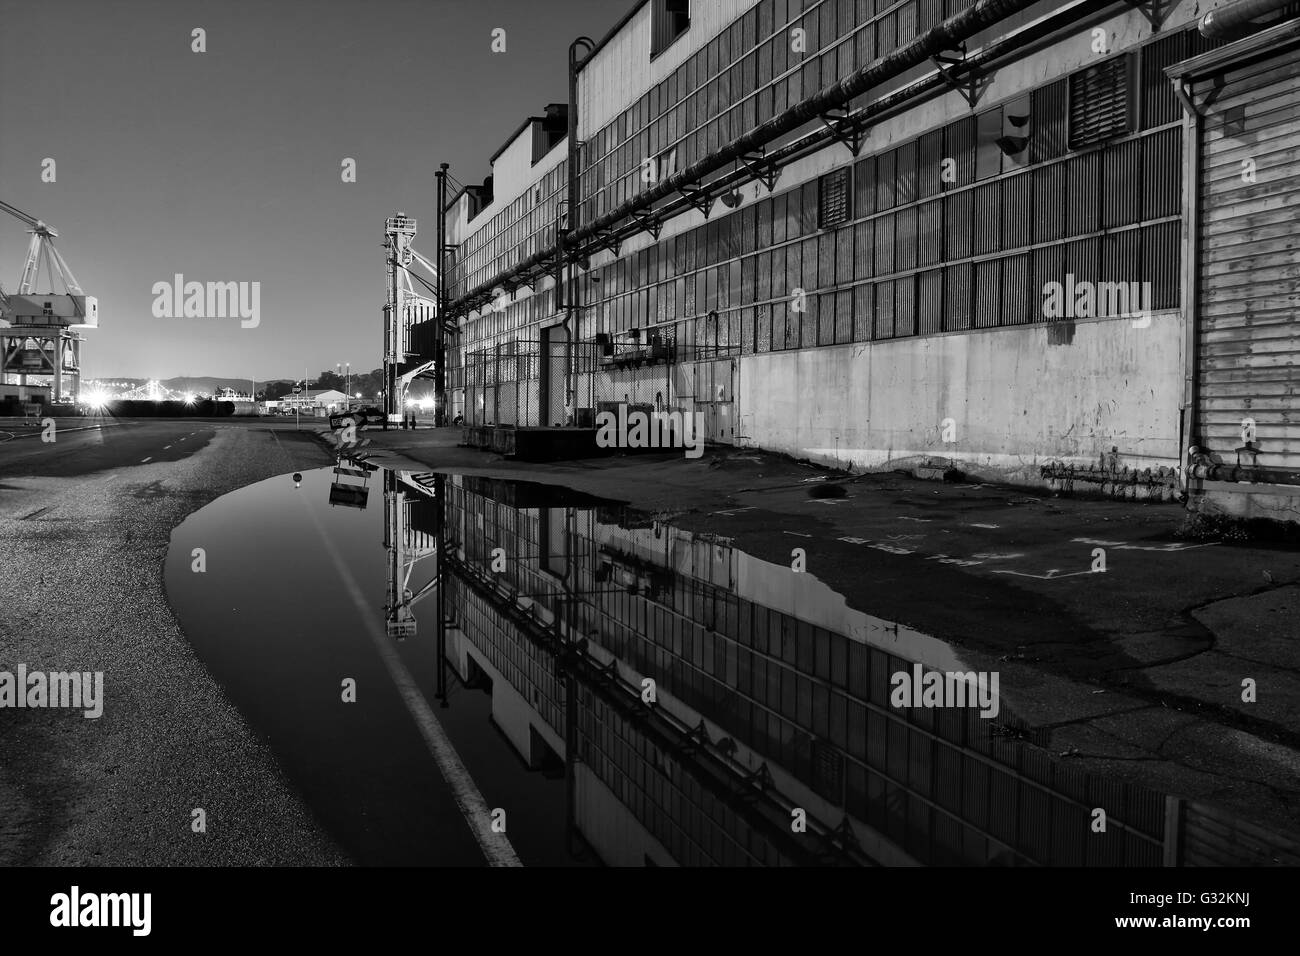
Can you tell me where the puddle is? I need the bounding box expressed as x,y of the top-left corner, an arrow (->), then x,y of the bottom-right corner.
167,459 -> 1186,866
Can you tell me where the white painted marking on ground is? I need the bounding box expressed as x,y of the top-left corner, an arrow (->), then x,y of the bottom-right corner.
1070,537 -> 1217,552
163,445 -> 171,450
140,457 -> 152,463
297,496 -> 521,867
967,522 -> 1000,529
783,531 -> 812,538
898,516 -> 933,523
989,568 -> 1098,580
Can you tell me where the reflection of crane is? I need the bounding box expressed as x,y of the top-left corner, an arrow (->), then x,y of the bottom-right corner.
383,469 -> 442,640
1,199 -> 98,403
383,213 -> 443,428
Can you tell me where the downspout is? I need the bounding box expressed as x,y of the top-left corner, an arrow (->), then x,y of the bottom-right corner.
564,37 -> 595,413
1171,77 -> 1202,501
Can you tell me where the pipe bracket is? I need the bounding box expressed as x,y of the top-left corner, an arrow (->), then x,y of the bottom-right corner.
678,184 -> 716,218
818,108 -> 865,156
739,150 -> 781,191
932,45 -> 992,109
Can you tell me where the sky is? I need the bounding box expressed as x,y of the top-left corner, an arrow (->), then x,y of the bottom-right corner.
0,0 -> 627,381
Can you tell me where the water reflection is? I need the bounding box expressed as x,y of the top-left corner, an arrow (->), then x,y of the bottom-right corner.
168,461 -> 1258,867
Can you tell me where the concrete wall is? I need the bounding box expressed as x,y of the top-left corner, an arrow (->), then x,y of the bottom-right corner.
735,309 -> 1185,482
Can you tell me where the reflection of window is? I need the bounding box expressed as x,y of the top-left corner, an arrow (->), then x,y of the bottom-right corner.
657,146 -> 679,181
977,96 -> 1033,178
818,167 -> 852,228
1069,55 -> 1132,149
651,0 -> 690,59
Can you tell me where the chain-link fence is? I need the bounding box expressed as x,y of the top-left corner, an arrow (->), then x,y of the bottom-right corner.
465,332 -> 696,429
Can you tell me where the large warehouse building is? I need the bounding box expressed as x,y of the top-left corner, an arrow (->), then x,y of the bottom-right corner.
414,0 -> 1300,523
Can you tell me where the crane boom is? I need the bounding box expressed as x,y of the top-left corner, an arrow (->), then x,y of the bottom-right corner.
0,199 -> 49,232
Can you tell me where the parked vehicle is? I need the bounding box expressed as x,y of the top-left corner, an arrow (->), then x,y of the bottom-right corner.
329,405 -> 384,430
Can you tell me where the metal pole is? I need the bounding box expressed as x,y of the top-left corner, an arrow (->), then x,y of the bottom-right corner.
436,474 -> 448,706
435,163 -> 449,428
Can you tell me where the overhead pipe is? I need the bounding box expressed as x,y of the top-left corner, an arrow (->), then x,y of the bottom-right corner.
449,0 -> 1061,316
1200,0 -> 1296,39
598,0 -> 1113,273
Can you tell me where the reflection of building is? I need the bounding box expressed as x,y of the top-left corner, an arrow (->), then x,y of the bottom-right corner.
369,469 -> 1299,866
425,476 -> 1164,866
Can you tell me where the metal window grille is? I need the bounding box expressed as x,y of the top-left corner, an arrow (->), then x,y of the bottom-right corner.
818,167 -> 852,229
1068,55 -> 1133,149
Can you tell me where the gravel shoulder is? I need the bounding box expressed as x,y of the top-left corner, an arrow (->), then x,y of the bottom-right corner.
0,424 -> 345,866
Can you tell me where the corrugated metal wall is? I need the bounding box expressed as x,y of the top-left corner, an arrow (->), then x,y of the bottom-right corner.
1197,47 -> 1300,472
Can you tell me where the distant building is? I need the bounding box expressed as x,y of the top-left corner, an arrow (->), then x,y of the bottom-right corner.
280,388 -> 347,413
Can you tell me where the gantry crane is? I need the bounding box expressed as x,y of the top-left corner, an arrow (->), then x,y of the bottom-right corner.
1,199 -> 98,403
383,212 -> 447,427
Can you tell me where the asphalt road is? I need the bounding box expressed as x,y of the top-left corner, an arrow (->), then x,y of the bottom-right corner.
0,418 -> 345,865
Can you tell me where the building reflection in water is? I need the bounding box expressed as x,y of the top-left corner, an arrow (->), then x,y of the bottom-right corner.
373,465 -> 1180,867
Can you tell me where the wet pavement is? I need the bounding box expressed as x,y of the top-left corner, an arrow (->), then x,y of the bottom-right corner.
5,416 -> 1299,866
165,452 -> 1300,865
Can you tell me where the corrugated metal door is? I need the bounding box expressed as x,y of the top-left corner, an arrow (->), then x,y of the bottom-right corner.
697,358 -> 735,445
1197,48 -> 1300,472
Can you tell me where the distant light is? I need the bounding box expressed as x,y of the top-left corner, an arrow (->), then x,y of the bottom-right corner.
419,396 -> 433,409
184,393 -> 195,405
355,392 -> 361,398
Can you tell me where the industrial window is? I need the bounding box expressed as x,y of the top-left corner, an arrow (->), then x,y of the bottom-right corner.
1068,55 -> 1133,149
818,167 -> 852,229
657,146 -> 679,182
651,0 -> 690,59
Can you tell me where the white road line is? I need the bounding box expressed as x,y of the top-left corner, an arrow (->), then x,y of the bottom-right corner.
140,457 -> 152,463
300,495 -> 522,867
163,445 -> 171,450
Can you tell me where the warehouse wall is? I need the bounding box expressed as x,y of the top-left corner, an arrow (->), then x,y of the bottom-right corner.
736,308 -> 1184,479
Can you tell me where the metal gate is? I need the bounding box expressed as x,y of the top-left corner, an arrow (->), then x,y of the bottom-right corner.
684,358 -> 736,445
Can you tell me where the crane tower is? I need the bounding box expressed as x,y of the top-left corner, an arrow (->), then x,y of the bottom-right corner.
383,212 -> 440,427
0,199 -> 98,403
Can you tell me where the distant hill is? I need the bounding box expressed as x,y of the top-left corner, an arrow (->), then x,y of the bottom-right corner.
161,376 -> 290,393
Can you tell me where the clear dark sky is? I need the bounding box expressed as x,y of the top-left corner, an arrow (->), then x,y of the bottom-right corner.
0,0 -> 626,381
